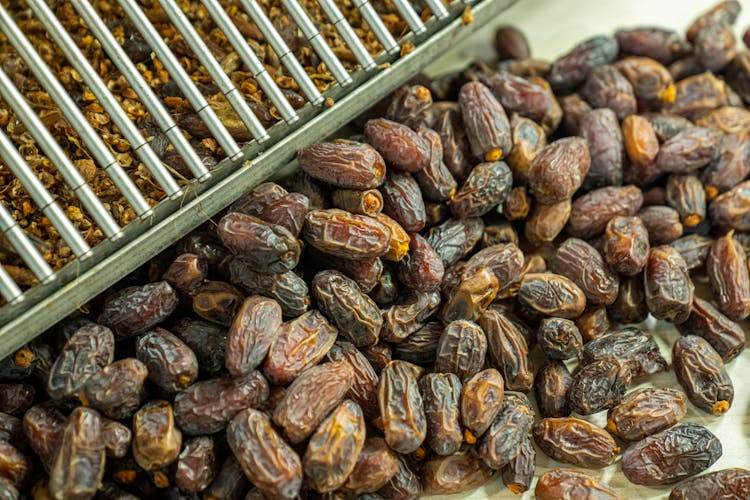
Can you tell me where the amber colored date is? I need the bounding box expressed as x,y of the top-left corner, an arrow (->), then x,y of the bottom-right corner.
297,140 -> 386,189
303,400 -> 366,493
528,137 -> 590,205
458,81 -> 512,161
274,361 -> 353,443
673,335 -> 734,415
622,423 -> 722,486
549,238 -> 619,306
434,320 -> 487,382
622,114 -> 659,172
666,174 -> 706,227
638,206 -> 684,245
607,387 -> 687,442
533,417 -> 619,468
136,328 -> 198,393
419,373 -> 463,456
225,296 -> 283,377
461,368 -> 505,439
669,468 -> 750,500
534,361 -> 573,418
380,290 -> 441,343
524,199 -> 571,246
535,469 -> 623,500
326,341 -> 379,419
441,266 -> 499,323
162,253 -> 207,296
101,419 -> 131,459
192,281 -> 245,327
603,216 -> 650,276
676,297 -> 746,362
174,436 -> 217,494
644,245 -> 694,324
378,455 -> 422,500
396,234 -> 445,293
132,401 -> 182,472
706,231 -> 750,321
518,273 -> 587,319
536,318 -> 583,361
303,209 -> 391,260
380,171 -> 427,234
420,452 -> 495,495
227,409 -> 302,500
414,126 -> 457,202
378,360 -> 426,454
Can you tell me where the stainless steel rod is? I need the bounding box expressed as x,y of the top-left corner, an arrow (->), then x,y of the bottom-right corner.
201,0 -> 299,124
239,0 -> 325,105
391,0 -> 427,35
0,265 -> 23,306
0,202 -> 55,285
351,0 -> 401,55
70,0 -> 211,184
281,0 -> 352,86
118,0 -> 243,161
159,0 -> 270,144
0,68 -> 123,241
0,3 -> 156,219
0,129 -> 92,260
317,0 -> 377,71
424,0 -> 450,20
30,0 -> 184,202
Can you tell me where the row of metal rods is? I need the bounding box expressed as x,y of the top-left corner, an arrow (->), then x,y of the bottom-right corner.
0,0 -> 454,305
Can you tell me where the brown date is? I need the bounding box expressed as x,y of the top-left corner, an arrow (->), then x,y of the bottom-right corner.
615,27 -> 692,65
535,469 -> 623,500
668,72 -> 733,118
297,140 -> 385,189
326,341 -> 379,418
669,468 -> 750,500
603,216 -> 650,276
477,392 -> 534,470
503,186 -> 532,221
396,234 -> 445,293
536,318 -> 583,361
534,361 -> 573,418
676,297 -> 746,362
434,320 -> 487,381
257,192 -> 309,237
136,328 -> 198,393
567,357 -> 632,415
560,94 -> 592,136
575,306 -> 610,343
579,108 -> 625,189
448,161 -> 512,218
528,137 -> 591,205
465,242 -> 524,299
227,409 -> 302,499
673,335 -> 734,415
380,290 -> 441,343
101,419 -> 131,459
174,436 -> 217,494
420,452 -> 495,495
479,309 -> 533,391
461,368 -> 505,439
518,273 -> 587,319
228,259 -> 309,317
331,188 -> 383,216
302,209 -> 391,260
378,360 -> 427,454
549,238 -> 619,306
378,455 -> 422,500
342,438 -> 398,494
644,245 -> 694,323
622,114 -> 659,173
494,25 -> 530,60
217,213 -> 300,273
380,171 -> 427,234
192,281 -> 245,327
431,102 -> 472,182
506,115 -> 546,185
419,373 -> 463,456
566,185 -> 644,239
80,358 -> 147,419
458,81 -> 511,161
364,118 -> 430,173
606,387 -> 687,442
22,405 -> 64,472
533,417 -> 619,468
524,199 -> 571,246
98,282 -> 179,339
440,266 -> 499,323
173,371 -> 269,435
162,253 -> 207,296
709,179 -> 750,230
615,56 -> 675,108
425,216 -> 484,267
393,322 -> 442,366
132,400 -> 182,472
581,65 -> 636,121
548,35 -> 618,94
171,318 -> 227,378
303,400 -> 366,493
203,456 -> 249,500
501,435 -> 535,494
582,328 -> 669,379
373,213 -> 410,262
386,85 -> 433,129
638,205 -> 684,245
666,174 -> 706,227
48,407 -> 104,499
621,423 -> 722,486
274,361 -> 353,443
413,126 -> 457,202
226,296 -> 283,377
706,231 -> 750,321
263,310 -> 338,385
228,182 -> 287,217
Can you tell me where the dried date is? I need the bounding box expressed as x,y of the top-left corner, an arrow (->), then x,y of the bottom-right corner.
174,436 -> 217,494
606,387 -> 687,442
567,357 -> 632,415
420,452 -> 495,495
378,360 -> 427,454
226,296 -> 283,377
449,161 -> 512,218
136,328 -> 198,393
132,400 -> 182,472
528,137 -> 591,205
582,328 -> 668,378
533,417 -> 619,468
706,231 -> 750,321
566,185 -> 643,239
297,140 -> 385,189
669,468 -> 750,500
477,392 -> 534,470
673,335 -> 733,415
549,238 -> 619,306
458,81 -> 511,161
48,407 -> 104,499
518,273 -> 587,319
461,368 -> 505,439
676,297 -> 746,362
479,309 -> 533,391
644,245 -> 694,323
217,213 -> 300,273
228,259 -> 309,317
98,282 -> 179,338
603,216 -> 650,276
535,469 -> 623,500
419,373 -> 463,456
537,318 -> 583,361
534,361 -> 573,418
81,358 -> 147,419
364,119 -> 430,173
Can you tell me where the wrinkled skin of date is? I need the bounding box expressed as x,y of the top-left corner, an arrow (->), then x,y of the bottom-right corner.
548,35 -> 618,94
607,387 -> 687,442
579,108 -> 625,189
229,182 -> 288,216
702,132 -> 750,196
615,27 -> 691,65
297,140 -> 386,189
434,320 -> 487,382
229,259 -> 309,318
203,456 -> 249,500
380,290 -> 441,343
303,400 -> 366,493
425,217 -> 485,267
479,309 -> 534,392
393,322 -> 443,366
217,213 -> 300,273
48,407 -> 105,500
673,335 -> 734,415
567,357 -> 633,415
549,238 -> 619,306
706,231 -> 750,321
506,115 -> 546,185
709,179 -> 750,231
136,328 -> 198,393
615,56 -> 675,108
303,209 -> 391,260
603,216 -> 650,276
518,273 -> 587,319
274,361 -> 353,443
461,368 -> 505,438
644,246 -> 694,324
566,185 -> 644,239
173,371 -> 269,435
623,114 -> 660,173
331,188 -> 383,216
525,199 -> 571,245
419,373 -> 463,456
171,318 -> 227,378
676,297 -> 746,362
132,400 -> 182,472
226,296 -> 283,377
364,118 -> 431,173
581,65 -> 636,120
98,282 -> 179,339
576,306 -> 610,343
536,318 -> 583,361
342,437 -> 399,494
533,417 -> 619,469
477,392 -> 534,470
535,469 -> 624,500
638,206 -> 684,245
583,327 -> 668,378
81,358 -> 147,420
528,137 -> 591,205
440,266 -> 499,323
378,455 -> 422,499
263,310 -> 338,385
374,213 -> 410,262
312,270 -> 382,347
326,341 -> 379,419
378,360 -> 427,454
258,192 -> 310,237
669,468 -> 750,500
458,81 -> 512,161
192,281 -> 245,327
174,436 -> 217,494
23,405 -> 65,472
666,174 -> 706,227
162,253 -> 207,296
656,127 -> 721,175
380,172 -> 427,234
534,361 -> 573,418
420,452 -> 495,495
465,242 -> 525,299
414,126 -> 457,202
622,424 -> 722,486
671,235 -> 713,270
47,324 -> 115,401
448,161 -> 512,218
396,234 -> 445,293
501,435 -> 536,494
227,409 -> 302,500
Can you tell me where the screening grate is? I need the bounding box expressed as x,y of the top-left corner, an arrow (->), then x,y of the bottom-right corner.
0,0 -> 516,357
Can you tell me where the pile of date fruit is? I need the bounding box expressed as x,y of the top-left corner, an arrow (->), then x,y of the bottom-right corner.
4,0 -> 750,498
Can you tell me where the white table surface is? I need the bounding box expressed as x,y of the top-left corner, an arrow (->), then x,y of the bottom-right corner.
424,1 -> 750,498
